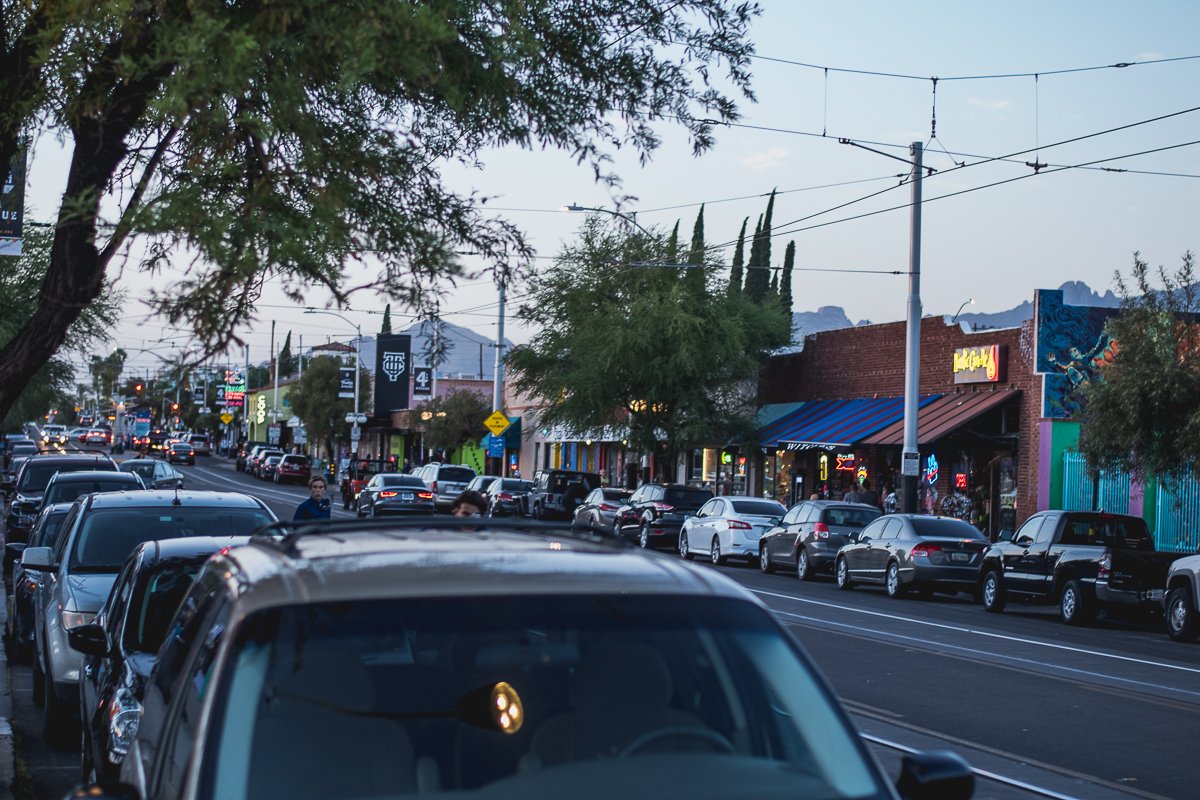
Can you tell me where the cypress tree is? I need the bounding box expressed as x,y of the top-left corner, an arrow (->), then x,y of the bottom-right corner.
278,331 -> 297,376
727,217 -> 747,295
780,241 -> 795,315
684,205 -> 707,293
666,220 -> 680,266
381,303 -> 392,334
743,214 -> 769,302
769,271 -> 779,298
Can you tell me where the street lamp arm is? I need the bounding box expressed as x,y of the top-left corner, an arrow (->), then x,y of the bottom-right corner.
564,203 -> 651,236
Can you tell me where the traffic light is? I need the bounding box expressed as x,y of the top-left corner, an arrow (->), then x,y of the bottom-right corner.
171,402 -> 179,412
135,383 -> 143,394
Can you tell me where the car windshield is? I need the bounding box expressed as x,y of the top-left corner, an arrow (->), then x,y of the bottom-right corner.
438,467 -> 476,483
205,595 -> 885,800
821,508 -> 882,528
663,487 -> 712,507
281,456 -> 307,466
18,462 -> 111,492
601,489 -> 630,501
127,560 -> 208,654
174,444 -> 194,452
122,463 -> 156,481
1060,515 -> 1153,549
728,500 -> 785,517
44,479 -> 138,506
909,517 -> 987,540
381,475 -> 425,487
499,480 -> 534,492
548,473 -> 599,492
69,507 -> 274,572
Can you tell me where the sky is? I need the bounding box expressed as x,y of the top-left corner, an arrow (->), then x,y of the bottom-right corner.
21,0 -> 1200,381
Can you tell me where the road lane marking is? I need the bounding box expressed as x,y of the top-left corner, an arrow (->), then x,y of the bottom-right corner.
752,587 -> 1200,676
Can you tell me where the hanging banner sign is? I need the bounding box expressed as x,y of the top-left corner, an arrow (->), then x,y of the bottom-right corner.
373,333 -> 412,415
214,385 -> 226,408
337,367 -> 355,399
412,366 -> 433,397
224,369 -> 245,410
0,146 -> 27,256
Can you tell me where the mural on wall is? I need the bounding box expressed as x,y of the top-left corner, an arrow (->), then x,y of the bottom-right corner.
1035,289 -> 1120,419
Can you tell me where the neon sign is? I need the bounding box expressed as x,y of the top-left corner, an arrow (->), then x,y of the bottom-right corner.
835,453 -> 856,472
954,472 -> 968,490
856,465 -> 868,484
818,454 -> 829,481
925,454 -> 939,485
953,344 -> 1005,383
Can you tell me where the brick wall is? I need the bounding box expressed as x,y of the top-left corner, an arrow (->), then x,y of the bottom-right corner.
761,317 -> 1042,525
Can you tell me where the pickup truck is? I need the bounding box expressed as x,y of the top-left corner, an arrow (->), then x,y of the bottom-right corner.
1164,552 -> 1200,641
978,510 -> 1185,626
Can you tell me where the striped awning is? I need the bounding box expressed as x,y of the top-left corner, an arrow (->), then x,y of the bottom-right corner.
858,390 -> 1019,446
759,395 -> 941,450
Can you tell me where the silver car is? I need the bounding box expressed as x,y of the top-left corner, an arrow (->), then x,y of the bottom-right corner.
835,514 -> 989,598
760,500 -> 882,580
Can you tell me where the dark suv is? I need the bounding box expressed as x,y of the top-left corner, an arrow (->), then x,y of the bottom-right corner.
4,453 -> 117,542
759,500 -> 883,579
528,469 -> 601,520
613,484 -> 714,549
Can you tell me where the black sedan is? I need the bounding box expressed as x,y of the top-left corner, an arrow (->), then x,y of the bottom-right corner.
120,458 -> 185,490
614,483 -> 713,550
484,478 -> 535,517
356,474 -> 435,516
71,536 -> 250,783
572,487 -> 633,531
166,441 -> 195,465
835,514 -> 989,598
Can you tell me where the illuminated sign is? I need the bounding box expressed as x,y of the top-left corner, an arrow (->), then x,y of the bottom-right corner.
856,465 -> 868,484
925,454 -> 939,485
954,472 -> 968,490
255,394 -> 267,425
953,344 -> 1006,383
223,368 -> 246,409
818,454 -> 829,481
835,453 -> 856,472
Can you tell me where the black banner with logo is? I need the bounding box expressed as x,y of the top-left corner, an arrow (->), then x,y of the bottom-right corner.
338,367 -> 355,399
0,147 -> 26,251
374,334 -> 411,415
412,366 -> 432,397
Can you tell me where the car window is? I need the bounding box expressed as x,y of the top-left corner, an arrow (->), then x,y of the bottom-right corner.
859,517 -> 888,540
781,503 -> 805,525
18,461 -> 114,492
664,487 -> 711,507
584,489 -> 602,504
729,499 -> 786,517
1012,516 -> 1044,545
696,500 -> 716,518
43,478 -> 139,506
1059,514 -> 1153,549
878,518 -> 903,540
600,489 -> 629,502
29,510 -> 70,548
821,507 -> 882,529
629,487 -> 646,503
1034,516 -> 1056,545
438,466 -> 476,483
128,560 -> 209,654
381,475 -> 425,488
909,517 -> 986,540
51,505 -> 82,562
69,507 -> 275,571
501,480 -> 533,492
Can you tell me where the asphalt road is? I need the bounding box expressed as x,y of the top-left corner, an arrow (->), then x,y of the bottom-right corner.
10,453 -> 1198,799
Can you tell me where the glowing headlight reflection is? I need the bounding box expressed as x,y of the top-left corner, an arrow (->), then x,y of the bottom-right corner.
491,682 -> 523,734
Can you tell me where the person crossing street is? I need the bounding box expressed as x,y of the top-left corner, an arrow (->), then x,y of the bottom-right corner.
294,475 -> 332,521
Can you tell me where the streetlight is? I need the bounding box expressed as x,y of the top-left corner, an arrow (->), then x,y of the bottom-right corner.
951,298 -> 975,324
564,203 -> 652,236
304,308 -> 365,454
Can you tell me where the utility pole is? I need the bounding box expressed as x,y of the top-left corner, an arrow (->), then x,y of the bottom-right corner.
901,141 -> 924,514
298,334 -> 304,378
493,280 -> 506,412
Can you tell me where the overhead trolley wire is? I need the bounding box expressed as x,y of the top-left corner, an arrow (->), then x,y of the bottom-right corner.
750,53 -> 1200,81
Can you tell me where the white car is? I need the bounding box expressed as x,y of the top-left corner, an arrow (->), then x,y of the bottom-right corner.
1165,552 -> 1200,641
679,497 -> 787,566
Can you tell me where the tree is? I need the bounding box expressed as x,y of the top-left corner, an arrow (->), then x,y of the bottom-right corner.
0,1 -> 758,424
380,304 -> 393,335
89,349 -> 127,402
682,205 -> 708,295
1079,251 -> 1200,486
278,332 -> 298,377
288,356 -> 371,459
414,389 -> 491,457
743,214 -> 769,301
508,216 -> 790,470
780,241 -> 795,316
727,218 -> 747,296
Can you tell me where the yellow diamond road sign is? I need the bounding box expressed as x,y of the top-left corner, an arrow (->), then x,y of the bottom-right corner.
484,411 -> 510,437
220,412 -> 234,425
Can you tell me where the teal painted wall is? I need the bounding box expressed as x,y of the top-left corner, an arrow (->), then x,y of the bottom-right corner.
1047,421 -> 1080,510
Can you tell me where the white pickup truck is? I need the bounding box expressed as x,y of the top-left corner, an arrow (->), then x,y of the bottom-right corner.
1165,551 -> 1200,641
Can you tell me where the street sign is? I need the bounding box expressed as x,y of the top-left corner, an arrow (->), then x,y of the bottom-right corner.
345,413 -> 368,424
486,434 -> 504,458
901,451 -> 920,477
350,427 -> 362,442
219,413 -> 233,425
484,411 -> 510,437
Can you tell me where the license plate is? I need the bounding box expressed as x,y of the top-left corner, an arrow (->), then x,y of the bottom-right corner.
1146,589 -> 1165,601
402,493 -> 414,501
950,552 -> 971,563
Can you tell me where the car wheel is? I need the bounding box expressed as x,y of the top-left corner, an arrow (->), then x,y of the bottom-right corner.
710,536 -> 725,566
356,500 -> 366,518
639,522 -> 651,549
835,556 -> 853,590
796,548 -> 813,581
759,546 -> 775,574
1059,579 -> 1095,626
885,561 -> 906,598
679,530 -> 692,560
1166,586 -> 1200,641
613,518 -> 623,539
981,570 -> 1006,612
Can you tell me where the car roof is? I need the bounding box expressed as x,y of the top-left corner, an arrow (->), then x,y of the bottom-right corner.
47,470 -> 141,482
216,523 -> 759,616
133,535 -> 254,566
806,500 -> 880,508
84,490 -> 267,510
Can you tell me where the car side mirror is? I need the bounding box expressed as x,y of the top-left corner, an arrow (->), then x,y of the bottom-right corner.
63,783 -> 142,800
67,623 -> 109,657
20,546 -> 54,571
895,750 -> 974,800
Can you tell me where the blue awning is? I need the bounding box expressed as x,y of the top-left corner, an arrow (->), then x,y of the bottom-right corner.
759,395 -> 940,449
479,416 -> 522,449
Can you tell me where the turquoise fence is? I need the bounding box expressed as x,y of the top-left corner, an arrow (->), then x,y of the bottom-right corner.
1061,452 -> 1130,515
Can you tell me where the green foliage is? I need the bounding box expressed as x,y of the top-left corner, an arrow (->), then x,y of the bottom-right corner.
287,356 -> 371,457
89,349 -> 127,399
414,389 -> 491,455
727,218 -> 747,296
278,332 -> 298,377
780,240 -> 795,315
1080,251 -> 1200,486
380,304 -> 392,335
508,216 -> 790,459
682,205 -> 707,295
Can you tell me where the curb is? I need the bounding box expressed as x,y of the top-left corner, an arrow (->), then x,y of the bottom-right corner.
0,590 -> 14,800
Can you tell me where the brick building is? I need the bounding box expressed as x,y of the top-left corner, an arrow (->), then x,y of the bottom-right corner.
757,315 -> 1040,535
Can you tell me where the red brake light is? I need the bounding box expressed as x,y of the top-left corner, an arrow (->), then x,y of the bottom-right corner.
728,520 -> 752,530
418,491 -> 433,499
813,522 -> 829,539
910,543 -> 945,563
430,481 -> 438,492
1098,552 -> 1111,580
380,491 -> 398,498
497,492 -> 513,501
652,502 -> 674,512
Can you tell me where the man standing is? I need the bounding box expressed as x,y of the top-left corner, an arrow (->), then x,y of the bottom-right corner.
294,475 -> 332,521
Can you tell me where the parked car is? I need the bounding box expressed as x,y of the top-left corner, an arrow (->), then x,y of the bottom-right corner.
259,455 -> 282,481
836,515 -> 990,598
571,487 -> 633,530
679,497 -> 787,564
5,441 -> 38,469
165,441 -> 195,466
977,510 -> 1186,625
417,463 -> 478,512
759,500 -> 883,579
528,469 -> 601,520
3,503 -> 73,663
273,454 -> 311,485
119,459 -> 185,490
249,448 -> 283,478
87,519 -> 974,800
185,433 -> 211,456
2,454 -> 32,499
235,440 -> 270,471
484,478 -> 536,517
21,490 -> 277,744
1164,551 -> 1200,641
40,470 -> 144,509
4,453 -> 118,543
614,483 -> 713,549
73,536 -> 250,783
356,474 -> 435,516
464,475 -> 499,495
145,429 -> 170,454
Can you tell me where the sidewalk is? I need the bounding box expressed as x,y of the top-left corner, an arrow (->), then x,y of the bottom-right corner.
0,580 -> 15,799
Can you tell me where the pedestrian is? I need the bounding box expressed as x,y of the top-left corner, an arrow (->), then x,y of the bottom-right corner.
450,490 -> 488,518
809,492 -> 820,501
854,478 -> 881,510
294,475 -> 332,521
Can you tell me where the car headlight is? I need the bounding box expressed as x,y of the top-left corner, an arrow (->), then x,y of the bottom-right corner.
107,685 -> 142,762
60,609 -> 92,629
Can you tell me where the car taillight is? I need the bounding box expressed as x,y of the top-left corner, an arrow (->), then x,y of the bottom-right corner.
1098,553 -> 1111,580
418,491 -> 433,499
910,543 -> 946,564
498,492 -> 513,501
728,520 -> 752,530
380,491 -> 398,498
431,481 -> 438,492
599,503 -> 617,512
813,522 -> 830,539
652,502 -> 674,512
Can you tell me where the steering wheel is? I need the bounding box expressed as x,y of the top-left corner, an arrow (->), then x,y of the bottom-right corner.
617,727 -> 736,758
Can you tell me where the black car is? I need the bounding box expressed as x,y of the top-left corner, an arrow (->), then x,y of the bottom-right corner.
119,459 -> 185,490
235,440 -> 270,471
71,536 -> 251,783
40,469 -> 144,509
4,453 -> 117,542
166,441 -> 196,466
528,469 -> 602,520
572,487 -> 633,531
356,474 -> 435,516
484,478 -> 536,517
613,484 -> 714,549
3,503 -> 73,663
